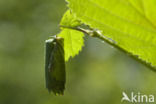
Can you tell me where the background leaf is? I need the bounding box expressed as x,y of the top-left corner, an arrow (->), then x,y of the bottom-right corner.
65,0 -> 156,69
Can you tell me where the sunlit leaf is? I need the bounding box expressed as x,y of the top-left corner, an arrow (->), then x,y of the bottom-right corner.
58,28 -> 84,61
65,0 -> 156,69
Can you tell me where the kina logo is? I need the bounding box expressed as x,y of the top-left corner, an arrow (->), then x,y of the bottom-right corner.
121,92 -> 154,103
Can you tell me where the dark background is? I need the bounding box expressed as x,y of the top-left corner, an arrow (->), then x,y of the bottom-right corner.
0,0 -> 155,104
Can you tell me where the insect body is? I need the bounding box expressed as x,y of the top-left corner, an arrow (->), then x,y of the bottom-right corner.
45,36 -> 65,95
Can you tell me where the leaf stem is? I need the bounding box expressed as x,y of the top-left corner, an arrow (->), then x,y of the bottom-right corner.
60,25 -> 156,72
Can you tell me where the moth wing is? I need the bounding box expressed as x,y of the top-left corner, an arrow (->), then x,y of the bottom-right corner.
45,38 -> 65,95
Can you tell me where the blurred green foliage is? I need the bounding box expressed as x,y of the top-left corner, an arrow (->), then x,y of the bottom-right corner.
0,0 -> 156,104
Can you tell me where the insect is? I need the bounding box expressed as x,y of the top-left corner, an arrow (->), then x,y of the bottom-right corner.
45,36 -> 65,95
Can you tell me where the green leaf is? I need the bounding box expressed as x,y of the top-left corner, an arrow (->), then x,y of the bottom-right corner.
60,10 -> 82,27
58,10 -> 84,61
142,0 -> 156,27
127,0 -> 145,14
65,0 -> 156,69
58,28 -> 84,61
